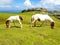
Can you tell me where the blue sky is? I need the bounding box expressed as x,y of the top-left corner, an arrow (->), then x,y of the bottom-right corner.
0,0 -> 60,12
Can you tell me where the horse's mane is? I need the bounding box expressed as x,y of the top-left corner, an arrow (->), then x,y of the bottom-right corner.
19,16 -> 23,21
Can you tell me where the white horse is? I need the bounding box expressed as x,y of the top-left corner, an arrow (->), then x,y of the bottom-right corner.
6,15 -> 23,28
31,14 -> 55,29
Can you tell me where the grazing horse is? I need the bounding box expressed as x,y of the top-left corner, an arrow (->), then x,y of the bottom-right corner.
31,14 -> 55,29
6,15 -> 23,28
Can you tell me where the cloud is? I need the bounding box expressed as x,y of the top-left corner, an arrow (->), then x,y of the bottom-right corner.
36,0 -> 60,11
0,0 -> 23,12
0,5 -> 12,8
39,0 -> 60,6
0,0 -> 20,9
0,0 -> 13,5
0,5 -> 21,9
24,0 -> 33,8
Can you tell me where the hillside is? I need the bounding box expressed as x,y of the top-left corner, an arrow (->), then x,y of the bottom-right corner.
0,12 -> 60,45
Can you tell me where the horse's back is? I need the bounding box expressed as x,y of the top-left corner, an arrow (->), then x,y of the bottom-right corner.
32,14 -> 49,21
8,15 -> 19,20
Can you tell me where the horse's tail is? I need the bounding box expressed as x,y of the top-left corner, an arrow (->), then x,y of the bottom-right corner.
19,16 -> 23,21
30,17 -> 34,24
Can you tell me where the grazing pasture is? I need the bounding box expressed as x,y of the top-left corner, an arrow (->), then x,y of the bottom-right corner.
0,11 -> 60,45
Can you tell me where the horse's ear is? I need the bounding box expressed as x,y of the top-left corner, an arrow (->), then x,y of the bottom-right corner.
51,22 -> 55,29
19,16 -> 23,21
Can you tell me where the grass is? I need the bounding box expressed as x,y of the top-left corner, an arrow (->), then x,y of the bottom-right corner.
0,12 -> 60,45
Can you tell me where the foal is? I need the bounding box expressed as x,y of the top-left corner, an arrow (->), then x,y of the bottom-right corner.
31,14 -> 55,29
6,15 -> 23,28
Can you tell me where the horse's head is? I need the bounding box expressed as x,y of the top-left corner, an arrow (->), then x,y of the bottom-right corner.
6,20 -> 10,28
19,16 -> 23,21
51,22 -> 55,29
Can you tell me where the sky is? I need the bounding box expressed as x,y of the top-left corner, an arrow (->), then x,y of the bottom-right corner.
0,0 -> 60,12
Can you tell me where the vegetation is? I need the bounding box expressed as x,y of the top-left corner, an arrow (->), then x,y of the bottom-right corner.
21,8 -> 47,13
0,11 -> 60,45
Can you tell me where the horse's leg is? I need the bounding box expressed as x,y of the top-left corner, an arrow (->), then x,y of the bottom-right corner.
9,22 -> 11,28
31,20 -> 36,27
34,21 -> 36,27
40,21 -> 44,27
13,21 -> 16,26
45,20 -> 50,26
18,20 -> 22,28
45,20 -> 48,26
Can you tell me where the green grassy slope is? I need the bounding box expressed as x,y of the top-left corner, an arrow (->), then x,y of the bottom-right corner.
0,12 -> 60,45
